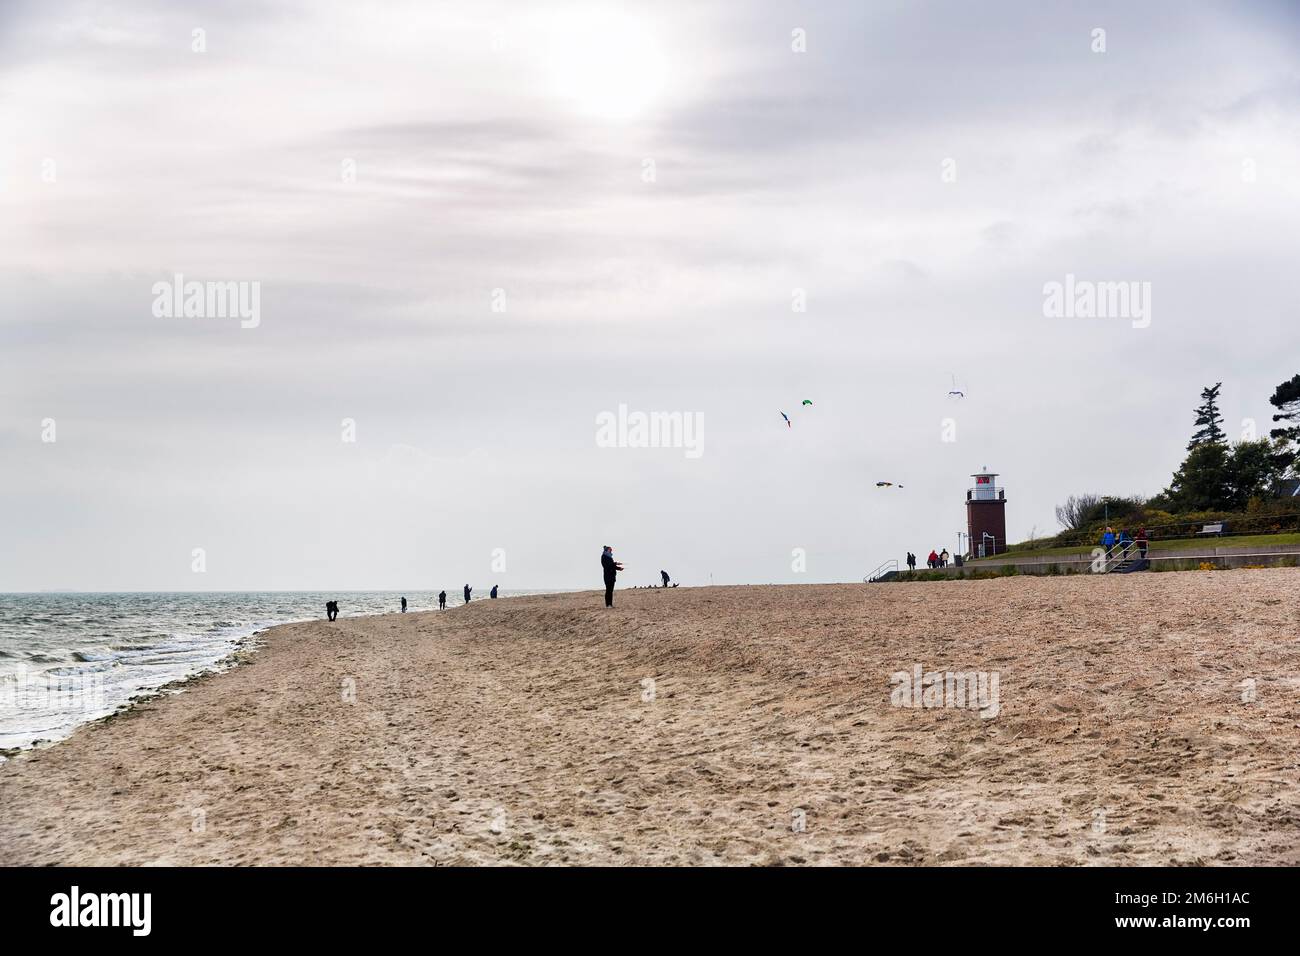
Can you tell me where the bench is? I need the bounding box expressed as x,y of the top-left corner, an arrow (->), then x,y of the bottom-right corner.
1198,522 -> 1226,536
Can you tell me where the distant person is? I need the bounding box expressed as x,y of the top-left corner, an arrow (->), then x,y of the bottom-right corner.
326,600 -> 338,622
1118,529 -> 1132,555
928,549 -> 939,569
1136,527 -> 1149,559
940,549 -> 949,568
463,584 -> 472,604
401,596 -> 407,613
490,585 -> 498,599
1102,526 -> 1115,556
601,545 -> 624,608
661,570 -> 670,588
438,590 -> 447,610
906,552 -> 916,572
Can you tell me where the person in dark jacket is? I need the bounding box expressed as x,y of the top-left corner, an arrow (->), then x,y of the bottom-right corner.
660,570 -> 670,588
906,552 -> 916,572
326,600 -> 338,621
463,584 -> 472,603
1136,527 -> 1149,559
601,546 -> 623,607
490,585 -> 498,599
438,590 -> 447,610
400,596 -> 407,613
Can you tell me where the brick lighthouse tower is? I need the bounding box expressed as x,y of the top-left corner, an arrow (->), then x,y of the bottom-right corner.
966,467 -> 1007,557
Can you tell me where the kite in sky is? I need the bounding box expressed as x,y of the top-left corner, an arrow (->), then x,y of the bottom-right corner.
875,481 -> 905,488
948,374 -> 965,399
780,411 -> 791,428
801,399 -> 813,406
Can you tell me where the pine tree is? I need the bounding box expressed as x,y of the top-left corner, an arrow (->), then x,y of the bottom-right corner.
1161,442 -> 1231,512
1187,382 -> 1226,451
1268,373 -> 1300,448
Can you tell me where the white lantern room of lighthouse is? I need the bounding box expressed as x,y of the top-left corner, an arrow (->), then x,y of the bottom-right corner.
971,468 -> 1000,501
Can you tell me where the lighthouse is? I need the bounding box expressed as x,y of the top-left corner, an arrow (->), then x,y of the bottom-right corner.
966,467 -> 1007,558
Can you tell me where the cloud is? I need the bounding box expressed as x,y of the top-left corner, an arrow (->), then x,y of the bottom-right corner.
3,0 -> 1300,588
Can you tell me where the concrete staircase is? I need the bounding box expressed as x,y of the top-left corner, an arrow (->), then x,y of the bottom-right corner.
1110,556 -> 1150,574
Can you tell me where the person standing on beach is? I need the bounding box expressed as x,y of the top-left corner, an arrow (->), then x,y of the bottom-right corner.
660,570 -> 670,588
602,545 -> 623,607
1136,527 -> 1149,559
325,600 -> 338,621
490,585 -> 498,599
927,549 -> 938,569
940,549 -> 949,568
463,584 -> 472,603
906,552 -> 916,572
1102,526 -> 1115,556
438,590 -> 447,610
401,596 -> 407,613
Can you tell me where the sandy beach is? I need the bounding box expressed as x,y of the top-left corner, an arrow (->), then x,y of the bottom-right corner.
2,572 -> 1298,866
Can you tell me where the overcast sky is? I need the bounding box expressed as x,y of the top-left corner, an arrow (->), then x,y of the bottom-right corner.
2,0 -> 1299,591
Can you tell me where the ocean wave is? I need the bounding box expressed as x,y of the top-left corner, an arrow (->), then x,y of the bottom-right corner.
0,591 -> 520,752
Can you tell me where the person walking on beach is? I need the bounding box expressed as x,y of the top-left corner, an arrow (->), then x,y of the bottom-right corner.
927,549 -> 939,569
940,549 -> 949,568
326,600 -> 338,622
490,585 -> 498,599
602,545 -> 623,608
1136,526 -> 1149,559
906,552 -> 916,572
1102,526 -> 1115,556
438,590 -> 447,610
400,596 -> 407,613
463,584 -> 472,604
660,570 -> 670,588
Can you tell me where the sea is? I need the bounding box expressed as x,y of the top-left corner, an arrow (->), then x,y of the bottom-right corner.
0,590 -> 547,754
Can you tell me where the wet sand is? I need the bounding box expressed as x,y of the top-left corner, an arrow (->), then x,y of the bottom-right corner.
2,571 -> 1298,865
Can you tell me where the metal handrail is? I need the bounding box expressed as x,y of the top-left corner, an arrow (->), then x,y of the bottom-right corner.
1098,540 -> 1146,573
1053,514 -> 1300,550
864,559 -> 899,583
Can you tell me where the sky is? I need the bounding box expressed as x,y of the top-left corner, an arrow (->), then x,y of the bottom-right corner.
2,0 -> 1299,590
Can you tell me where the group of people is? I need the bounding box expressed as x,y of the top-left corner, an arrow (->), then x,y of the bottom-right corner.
599,547 -> 676,603
322,545 -> 650,619
905,549 -> 950,571
324,585 -> 501,621
1101,526 -> 1149,558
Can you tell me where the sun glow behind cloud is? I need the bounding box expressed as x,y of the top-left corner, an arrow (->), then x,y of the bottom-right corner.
543,8 -> 668,120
